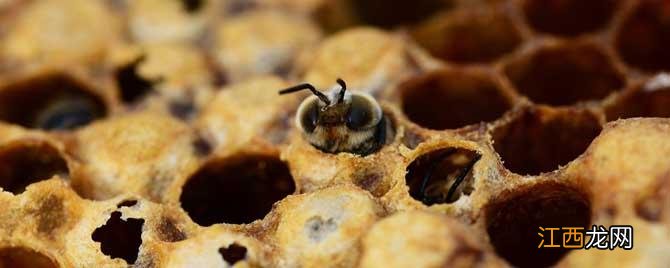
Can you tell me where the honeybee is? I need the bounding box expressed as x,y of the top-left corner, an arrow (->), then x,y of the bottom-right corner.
420,152 -> 480,204
279,79 -> 388,156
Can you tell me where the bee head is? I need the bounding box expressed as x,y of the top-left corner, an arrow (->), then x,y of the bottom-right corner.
279,79 -> 384,154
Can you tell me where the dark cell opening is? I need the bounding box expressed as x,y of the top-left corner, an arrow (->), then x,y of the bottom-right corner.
504,43 -> 624,106
350,0 -> 449,28
180,154 -> 295,225
492,108 -> 602,175
92,211 -> 144,264
523,0 -> 620,36
0,74 -> 107,130
605,81 -> 670,120
405,147 -> 481,205
485,182 -> 591,268
412,9 -> 522,63
0,141 -> 69,194
219,243 -> 247,265
115,56 -> 155,104
615,0 -> 670,72
117,200 -> 138,208
0,247 -> 59,268
181,0 -> 203,13
400,69 -> 513,130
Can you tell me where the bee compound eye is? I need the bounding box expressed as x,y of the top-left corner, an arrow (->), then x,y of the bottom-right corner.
346,94 -> 380,130
298,99 -> 320,133
36,96 -> 102,130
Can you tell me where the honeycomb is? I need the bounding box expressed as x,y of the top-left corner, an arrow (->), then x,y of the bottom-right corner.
0,0 -> 669,267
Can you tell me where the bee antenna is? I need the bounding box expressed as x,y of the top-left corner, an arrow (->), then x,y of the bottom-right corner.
279,83 -> 331,105
445,154 -> 481,202
336,78 -> 346,103
419,149 -> 456,204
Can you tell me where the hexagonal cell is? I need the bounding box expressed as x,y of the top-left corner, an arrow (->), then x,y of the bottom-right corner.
503,42 -> 625,106
412,8 -> 523,63
523,0 -> 620,36
485,182 -> 591,268
400,69 -> 514,130
615,0 -> 670,72
492,107 -> 602,175
0,74 -> 108,130
405,147 -> 481,205
349,0 -> 451,28
0,247 -> 59,268
0,141 -> 69,194
180,153 -> 296,226
605,74 -> 670,120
